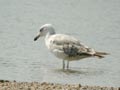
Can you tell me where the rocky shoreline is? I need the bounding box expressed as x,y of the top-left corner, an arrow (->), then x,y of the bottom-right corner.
0,80 -> 119,90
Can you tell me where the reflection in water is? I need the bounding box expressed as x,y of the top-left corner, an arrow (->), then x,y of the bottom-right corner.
54,67 -> 104,76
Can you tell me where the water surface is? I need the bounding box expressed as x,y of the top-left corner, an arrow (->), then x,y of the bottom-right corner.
0,0 -> 120,87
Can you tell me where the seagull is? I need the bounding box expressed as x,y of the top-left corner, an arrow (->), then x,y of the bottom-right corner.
34,24 -> 108,69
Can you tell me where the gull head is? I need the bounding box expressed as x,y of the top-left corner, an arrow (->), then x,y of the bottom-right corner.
34,24 -> 55,41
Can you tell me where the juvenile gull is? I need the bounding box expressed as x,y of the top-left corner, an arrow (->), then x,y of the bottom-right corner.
34,24 -> 108,69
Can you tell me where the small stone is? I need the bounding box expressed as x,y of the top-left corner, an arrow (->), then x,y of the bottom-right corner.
78,84 -> 81,88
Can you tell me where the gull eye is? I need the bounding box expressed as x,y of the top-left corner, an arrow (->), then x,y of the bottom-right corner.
40,28 -> 44,32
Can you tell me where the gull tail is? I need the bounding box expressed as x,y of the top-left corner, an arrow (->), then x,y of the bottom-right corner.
94,51 -> 109,58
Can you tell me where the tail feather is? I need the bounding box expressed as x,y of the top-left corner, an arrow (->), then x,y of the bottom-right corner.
94,51 -> 109,58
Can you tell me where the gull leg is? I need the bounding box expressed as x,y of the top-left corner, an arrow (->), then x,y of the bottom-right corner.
67,60 -> 69,69
63,60 -> 65,69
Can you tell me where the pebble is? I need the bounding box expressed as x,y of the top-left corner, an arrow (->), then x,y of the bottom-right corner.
0,80 -> 119,90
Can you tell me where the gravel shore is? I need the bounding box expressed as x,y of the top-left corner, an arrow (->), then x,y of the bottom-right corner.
0,80 -> 119,90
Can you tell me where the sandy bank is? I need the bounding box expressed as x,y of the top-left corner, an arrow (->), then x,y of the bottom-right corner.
0,80 -> 119,90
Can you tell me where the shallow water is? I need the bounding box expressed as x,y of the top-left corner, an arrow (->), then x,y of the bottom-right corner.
0,0 -> 120,87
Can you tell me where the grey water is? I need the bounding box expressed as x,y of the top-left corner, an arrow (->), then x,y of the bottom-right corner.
0,0 -> 120,87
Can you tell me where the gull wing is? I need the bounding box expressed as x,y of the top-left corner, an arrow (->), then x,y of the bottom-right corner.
48,34 -> 95,56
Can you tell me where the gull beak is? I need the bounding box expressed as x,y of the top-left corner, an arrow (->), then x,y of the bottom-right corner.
34,32 -> 40,41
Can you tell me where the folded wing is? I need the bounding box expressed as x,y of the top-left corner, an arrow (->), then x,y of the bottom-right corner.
48,34 -> 95,57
